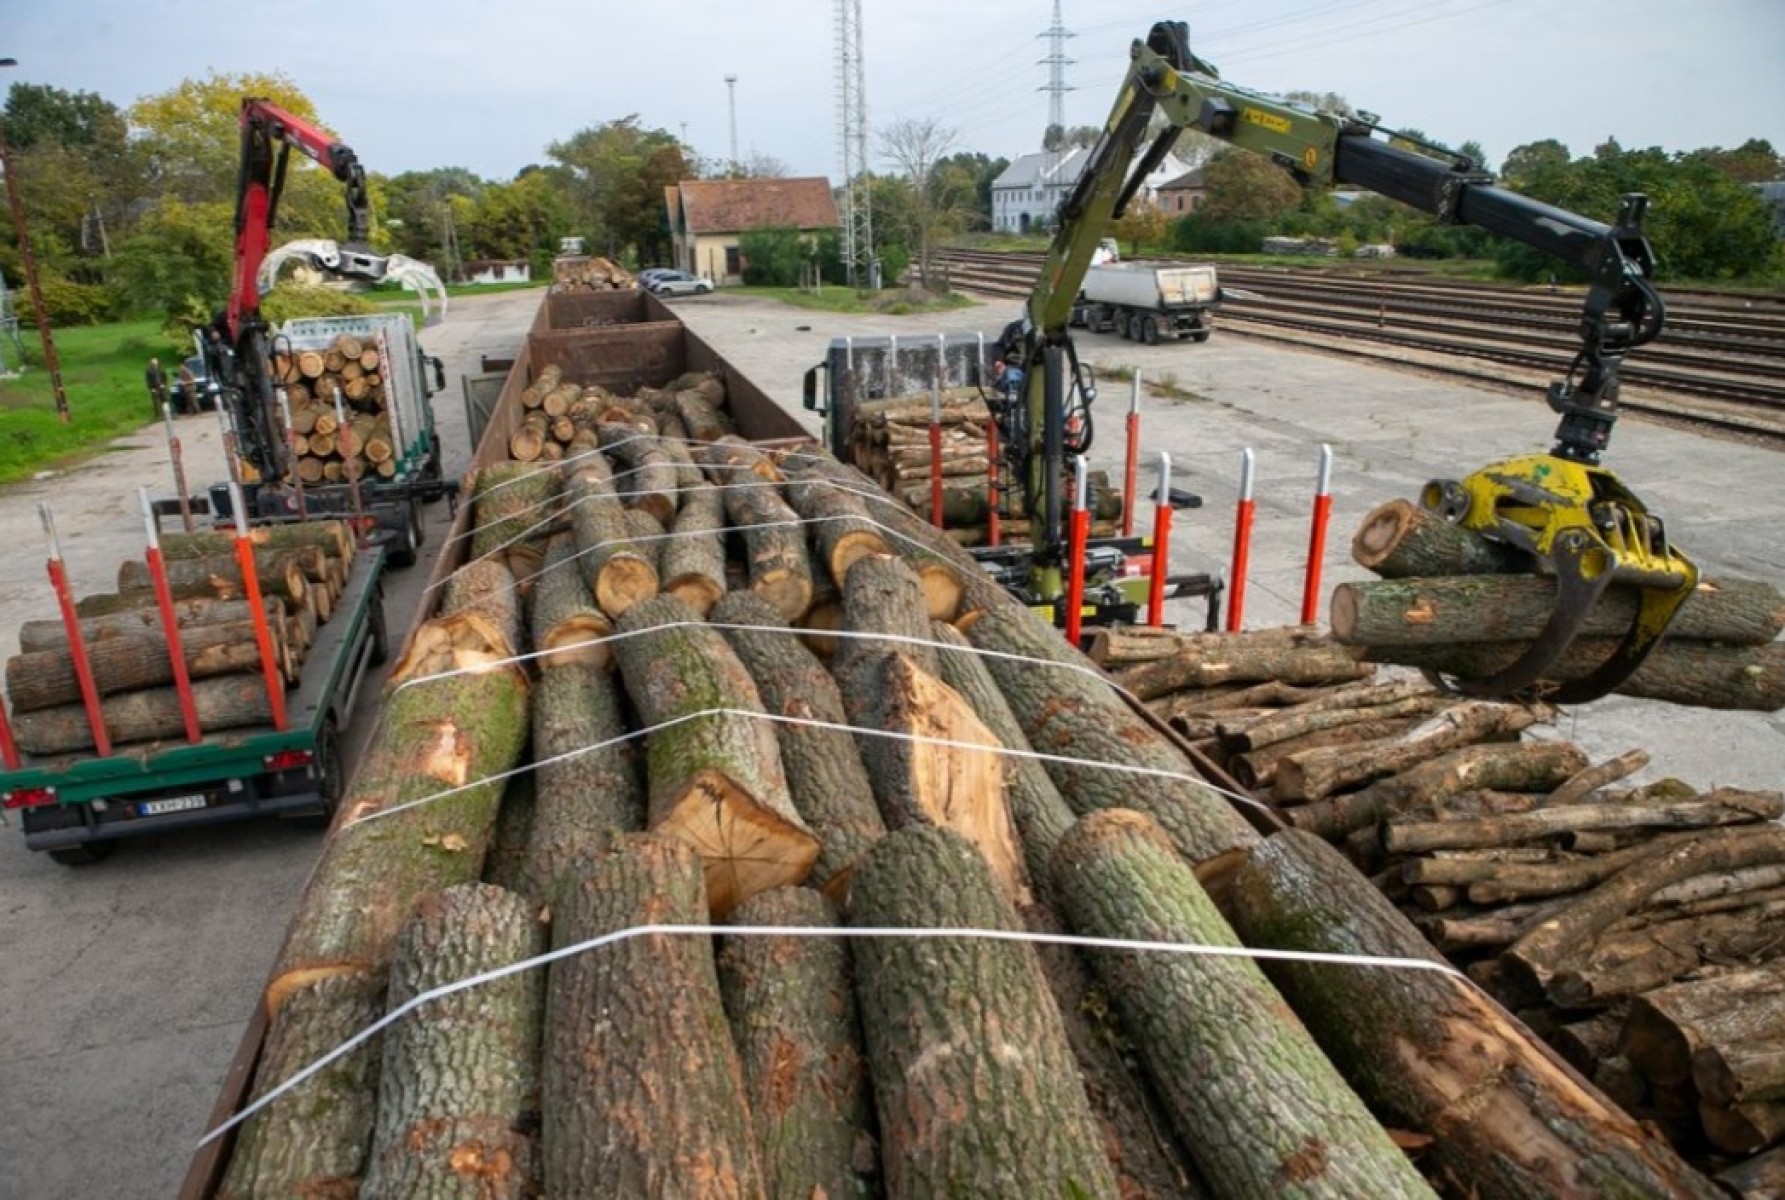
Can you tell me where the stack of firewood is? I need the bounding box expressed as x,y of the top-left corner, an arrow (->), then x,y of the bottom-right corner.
1332,499 -> 1785,712
272,336 -> 400,484
2,521 -> 358,756
550,255 -> 635,292
849,389 -> 1125,544
218,408 -> 1725,1196
506,363 -> 732,464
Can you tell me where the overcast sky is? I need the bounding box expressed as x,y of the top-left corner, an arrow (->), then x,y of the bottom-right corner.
8,0 -> 1783,182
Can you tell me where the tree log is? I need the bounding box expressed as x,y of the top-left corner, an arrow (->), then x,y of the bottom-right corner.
1548,748 -> 1652,807
361,884 -> 544,1200
1716,1144 -> 1785,1197
528,533 -> 612,669
159,520 -> 354,565
963,604 -> 1258,864
658,480 -> 728,616
1332,574 -> 1785,647
567,471 -> 659,619
1110,629 -> 1372,701
711,591 -> 884,900
440,557 -> 522,662
1365,637 -> 1785,712
1273,699 -> 1547,804
700,434 -> 783,484
1351,498 -> 1533,578
716,888 -> 877,1200
17,597 -> 278,654
13,674 -> 276,755
543,833 -> 764,1197
1384,788 -> 1783,854
830,553 -> 939,694
598,425 -> 679,525
717,473 -> 814,621
621,508 -> 666,581
782,465 -> 892,584
1055,812 -> 1437,1198
1702,1099 -> 1785,1157
469,461 -> 561,563
613,594 -> 817,916
1227,828 -> 1722,1199
5,620 -> 281,714
1218,692 -> 1446,753
848,825 -> 1119,1199
116,551 -> 311,611
1620,966 -> 1785,1102
1228,713 -> 1430,790
216,973 -> 384,1200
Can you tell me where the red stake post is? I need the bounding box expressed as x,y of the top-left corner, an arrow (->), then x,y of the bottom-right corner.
1064,458 -> 1090,645
140,489 -> 203,743
1122,370 -> 1141,537
985,417 -> 1002,547
230,483 -> 289,732
1300,444 -> 1335,625
0,690 -> 20,770
1226,449 -> 1257,632
40,503 -> 112,757
162,402 -> 196,533
1147,451 -> 1173,627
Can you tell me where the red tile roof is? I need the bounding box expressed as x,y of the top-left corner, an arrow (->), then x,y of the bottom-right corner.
673,177 -> 839,234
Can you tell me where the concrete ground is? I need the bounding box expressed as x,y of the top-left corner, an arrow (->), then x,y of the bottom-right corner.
0,284 -> 1778,1198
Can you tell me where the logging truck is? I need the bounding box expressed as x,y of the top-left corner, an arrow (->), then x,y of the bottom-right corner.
0,536 -> 389,867
1069,261 -> 1221,343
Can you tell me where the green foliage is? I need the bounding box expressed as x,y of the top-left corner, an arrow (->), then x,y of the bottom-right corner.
381,167 -> 485,260
1169,215 -> 1268,254
462,172 -> 573,277
548,116 -> 689,265
261,284 -> 378,324
1500,139 -> 1571,183
28,274 -> 119,325
737,227 -> 813,286
1199,150 -> 1304,222
110,198 -> 234,319
1688,139 -> 1785,185
1111,205 -> 1167,255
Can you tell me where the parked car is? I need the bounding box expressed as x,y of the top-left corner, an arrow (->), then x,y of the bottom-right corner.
647,270 -> 715,298
636,267 -> 676,288
169,353 -> 218,413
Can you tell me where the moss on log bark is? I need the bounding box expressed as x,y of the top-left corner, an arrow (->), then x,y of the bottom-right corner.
1054,811 -> 1435,1199
711,591 -> 884,899
361,883 -> 545,1200
848,825 -> 1119,1200
613,593 -> 817,916
542,833 -> 764,1198
469,461 -> 561,563
440,557 -> 522,662
528,533 -> 612,669
717,887 -> 877,1200
1227,828 -> 1722,1200
660,481 -> 728,616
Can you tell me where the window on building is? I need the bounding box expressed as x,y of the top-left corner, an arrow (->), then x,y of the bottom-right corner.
725,246 -> 742,278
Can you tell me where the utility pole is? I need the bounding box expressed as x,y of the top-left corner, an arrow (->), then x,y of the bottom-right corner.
724,75 -> 740,175
0,57 -> 71,423
834,0 -> 875,288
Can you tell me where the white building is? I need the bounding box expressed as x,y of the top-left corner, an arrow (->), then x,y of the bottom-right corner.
990,147 -> 1194,234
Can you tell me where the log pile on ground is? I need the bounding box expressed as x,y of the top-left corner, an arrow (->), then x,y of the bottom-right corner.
3,521 -> 359,756
549,255 -> 636,292
271,335 -> 405,484
215,420 -> 1726,1194
1334,498 -> 1785,711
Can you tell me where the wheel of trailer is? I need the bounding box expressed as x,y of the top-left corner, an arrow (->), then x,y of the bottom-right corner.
387,497 -> 422,568
367,585 -> 390,666
1119,313 -> 1135,340
48,842 -> 113,868
1143,316 -> 1161,345
294,719 -> 345,831
420,436 -> 445,502
1192,330 -> 1212,344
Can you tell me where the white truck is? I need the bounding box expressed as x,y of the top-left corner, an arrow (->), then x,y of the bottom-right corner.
1070,261 -> 1220,344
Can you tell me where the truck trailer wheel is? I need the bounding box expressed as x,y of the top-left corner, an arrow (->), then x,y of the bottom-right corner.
1193,330 -> 1212,344
1144,317 -> 1161,345
48,842 -> 113,868
387,497 -> 422,568
293,720 -> 345,831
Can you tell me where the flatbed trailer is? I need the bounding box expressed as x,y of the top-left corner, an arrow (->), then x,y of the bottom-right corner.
1,549 -> 388,864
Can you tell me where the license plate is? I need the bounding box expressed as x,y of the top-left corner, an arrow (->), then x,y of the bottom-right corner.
138,794 -> 208,817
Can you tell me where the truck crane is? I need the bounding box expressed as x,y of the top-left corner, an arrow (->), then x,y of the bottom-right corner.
993,20 -> 1694,702
199,98 -> 451,560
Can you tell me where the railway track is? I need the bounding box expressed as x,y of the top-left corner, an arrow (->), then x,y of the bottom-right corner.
935,248 -> 1785,445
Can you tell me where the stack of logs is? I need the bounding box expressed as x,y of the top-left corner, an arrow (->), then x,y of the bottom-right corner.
1105,622 -> 1785,1183
271,335 -> 401,485
849,389 -> 1124,545
216,412 -> 1730,1198
3,521 -> 357,757
550,256 -> 636,292
506,364 -> 733,465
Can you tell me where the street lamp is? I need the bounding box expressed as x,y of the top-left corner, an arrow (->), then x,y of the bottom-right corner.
0,57 -> 72,423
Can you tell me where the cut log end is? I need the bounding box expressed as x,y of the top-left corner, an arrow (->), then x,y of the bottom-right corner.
655,768 -> 821,919
592,555 -> 660,619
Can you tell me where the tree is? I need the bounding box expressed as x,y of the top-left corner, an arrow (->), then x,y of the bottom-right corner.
1198,149 -> 1303,222
548,116 -> 689,265
2,84 -> 148,284
1111,204 -> 1167,256
462,171 -> 574,276
879,117 -> 959,288
1690,139 -> 1785,185
933,151 -> 1008,230
382,167 -> 486,261
109,198 -> 234,321
1501,139 -> 1570,183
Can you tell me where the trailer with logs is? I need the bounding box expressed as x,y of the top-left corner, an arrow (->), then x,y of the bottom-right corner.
164,284 -> 1785,1198
0,520 -> 388,866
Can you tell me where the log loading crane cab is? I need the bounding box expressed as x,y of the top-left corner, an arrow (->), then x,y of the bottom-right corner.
207,98 -> 448,503
998,20 -> 1694,703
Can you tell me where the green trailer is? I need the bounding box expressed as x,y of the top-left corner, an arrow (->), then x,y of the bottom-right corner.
0,550 -> 389,866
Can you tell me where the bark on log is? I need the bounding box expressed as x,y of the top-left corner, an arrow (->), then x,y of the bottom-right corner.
266,613 -> 530,1014
621,508 -> 666,581
1433,831 -> 1703,906
711,591 -> 884,900
116,552 -> 310,611
13,674 -> 276,755
716,888 -> 877,1200
1548,748 -> 1651,807
543,833 -> 764,1198
1227,828 -> 1723,1199
1273,700 -> 1547,804
1505,828 -> 1785,997
1218,692 -> 1447,753
524,658 -> 643,907
1289,741 -> 1589,841
567,471 -> 659,619
963,604 -> 1258,864
848,825 -> 1119,1200
700,434 -> 784,485
159,521 -> 354,565
16,597 -> 279,654
1351,498 -> 1533,578
481,773 -> 535,895
613,594 -> 817,916
361,884 -> 545,1200
5,620 -> 280,713
1717,1144 -> 1785,1197
782,465 -> 892,584
468,462 -> 561,563
830,554 -> 939,691
659,481 -> 728,616
717,472 -> 814,621
675,390 -> 734,445
1228,713 -> 1429,790
216,974 -> 384,1200
598,425 -> 679,525
1369,637 -> 1785,712
1055,812 -> 1438,1198
1384,788 -> 1783,854
1110,629 -> 1372,701
1624,967 -> 1785,1107
1332,574 -> 1785,647
932,620 -> 1078,899
1702,1100 -> 1785,1156
440,557 -> 522,662
528,533 -> 613,669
